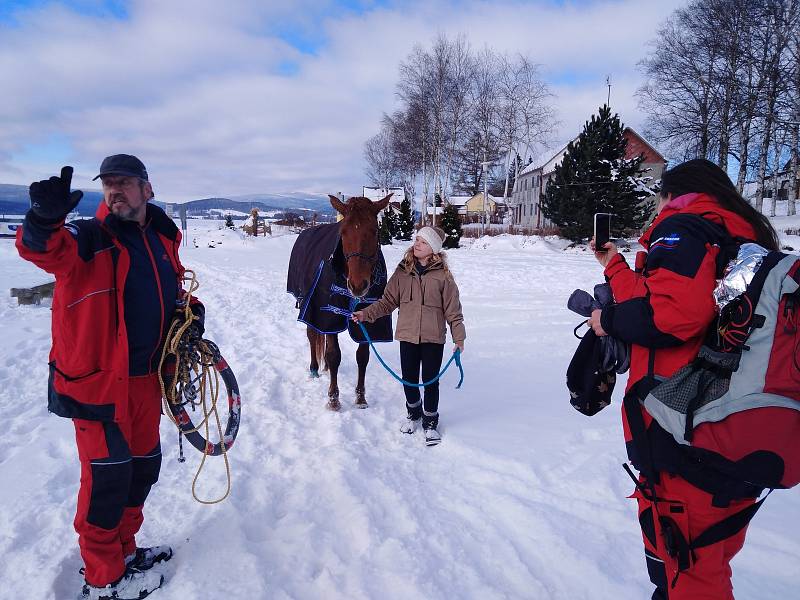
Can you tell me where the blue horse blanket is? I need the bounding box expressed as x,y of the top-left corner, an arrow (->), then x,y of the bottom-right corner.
287,222 -> 393,343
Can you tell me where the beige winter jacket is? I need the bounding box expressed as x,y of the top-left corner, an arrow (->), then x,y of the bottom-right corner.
360,260 -> 466,345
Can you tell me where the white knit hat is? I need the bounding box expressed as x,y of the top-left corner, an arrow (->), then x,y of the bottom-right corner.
416,226 -> 445,254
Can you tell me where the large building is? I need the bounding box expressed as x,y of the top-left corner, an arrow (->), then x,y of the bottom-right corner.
509,128 -> 667,229
359,186 -> 405,222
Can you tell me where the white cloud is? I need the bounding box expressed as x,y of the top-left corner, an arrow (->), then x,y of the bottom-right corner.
0,0 -> 684,201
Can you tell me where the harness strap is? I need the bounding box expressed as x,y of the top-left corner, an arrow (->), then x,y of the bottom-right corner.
660,490 -> 770,590
691,490 -> 771,551
623,383 -> 660,484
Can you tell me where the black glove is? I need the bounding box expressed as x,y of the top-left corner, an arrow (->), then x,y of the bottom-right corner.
29,166 -> 84,222
188,318 -> 204,339
190,303 -> 205,336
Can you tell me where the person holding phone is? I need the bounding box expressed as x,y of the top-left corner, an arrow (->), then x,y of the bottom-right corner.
593,212 -> 613,252
587,159 -> 780,600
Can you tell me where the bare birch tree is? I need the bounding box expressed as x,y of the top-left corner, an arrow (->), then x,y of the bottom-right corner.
364,127 -> 397,193
752,0 -> 798,213
371,34 -> 555,224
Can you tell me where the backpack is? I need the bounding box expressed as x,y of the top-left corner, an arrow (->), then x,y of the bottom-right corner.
623,215 -> 800,572
631,233 -> 800,484
622,214 -> 800,575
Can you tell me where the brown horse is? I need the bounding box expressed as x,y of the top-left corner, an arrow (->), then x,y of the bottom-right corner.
307,194 -> 391,411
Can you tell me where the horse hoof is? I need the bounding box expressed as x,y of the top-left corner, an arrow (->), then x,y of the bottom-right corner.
354,400 -> 368,409
326,398 -> 341,411
309,369 -> 320,378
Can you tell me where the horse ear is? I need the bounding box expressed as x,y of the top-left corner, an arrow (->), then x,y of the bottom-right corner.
373,194 -> 392,212
329,194 -> 348,215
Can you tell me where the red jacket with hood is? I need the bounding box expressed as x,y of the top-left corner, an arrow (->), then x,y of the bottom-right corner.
598,193 -> 795,463
603,192 -> 800,489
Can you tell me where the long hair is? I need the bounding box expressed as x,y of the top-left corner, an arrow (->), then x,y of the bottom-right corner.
660,158 -> 779,250
400,247 -> 449,273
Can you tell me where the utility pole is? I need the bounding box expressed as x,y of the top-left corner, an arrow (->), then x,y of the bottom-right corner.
606,75 -> 612,107
481,150 -> 490,237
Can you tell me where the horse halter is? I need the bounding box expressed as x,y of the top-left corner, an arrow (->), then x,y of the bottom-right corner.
343,247 -> 379,264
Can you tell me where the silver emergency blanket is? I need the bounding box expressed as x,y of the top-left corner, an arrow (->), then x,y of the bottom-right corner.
713,243 -> 770,311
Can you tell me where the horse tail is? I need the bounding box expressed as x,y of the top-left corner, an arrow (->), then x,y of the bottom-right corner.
316,333 -> 328,372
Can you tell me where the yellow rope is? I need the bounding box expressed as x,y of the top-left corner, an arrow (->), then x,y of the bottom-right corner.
158,270 -> 232,504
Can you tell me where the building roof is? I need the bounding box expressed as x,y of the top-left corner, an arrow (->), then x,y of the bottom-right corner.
361,186 -> 404,201
447,195 -> 471,206
622,127 -> 666,163
518,137 -> 579,179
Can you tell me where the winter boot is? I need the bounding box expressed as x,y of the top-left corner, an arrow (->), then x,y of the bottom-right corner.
125,545 -> 173,571
423,426 -> 441,446
81,568 -> 164,600
400,415 -> 421,434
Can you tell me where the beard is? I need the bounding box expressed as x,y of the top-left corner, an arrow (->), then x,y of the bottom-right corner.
110,202 -> 135,221
108,194 -> 145,222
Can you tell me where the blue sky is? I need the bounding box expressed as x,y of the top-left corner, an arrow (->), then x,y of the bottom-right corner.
0,0 -> 685,200
0,0 -> 128,22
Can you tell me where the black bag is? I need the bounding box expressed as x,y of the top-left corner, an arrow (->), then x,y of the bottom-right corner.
566,329 -> 616,416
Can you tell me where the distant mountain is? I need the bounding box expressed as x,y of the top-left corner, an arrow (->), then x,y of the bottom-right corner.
179,195 -> 334,216
228,192 -> 335,215
0,184 -> 335,217
0,184 -> 103,217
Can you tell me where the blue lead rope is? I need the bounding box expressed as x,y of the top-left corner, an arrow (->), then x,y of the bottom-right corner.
356,321 -> 464,389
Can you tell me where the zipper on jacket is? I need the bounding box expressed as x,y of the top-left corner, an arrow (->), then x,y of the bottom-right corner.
111,245 -> 121,335
141,225 -> 167,371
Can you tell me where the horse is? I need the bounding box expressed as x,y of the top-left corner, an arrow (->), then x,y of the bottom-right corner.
287,194 -> 392,411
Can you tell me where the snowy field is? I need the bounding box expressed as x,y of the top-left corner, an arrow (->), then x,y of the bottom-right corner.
1,217 -> 799,600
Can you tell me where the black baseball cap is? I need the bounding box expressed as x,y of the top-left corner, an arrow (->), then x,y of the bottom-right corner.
93,154 -> 149,181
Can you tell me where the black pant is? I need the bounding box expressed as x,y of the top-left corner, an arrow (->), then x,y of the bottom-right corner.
400,341 -> 444,428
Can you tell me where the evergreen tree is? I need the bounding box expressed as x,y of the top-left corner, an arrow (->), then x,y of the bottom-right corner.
440,203 -> 463,249
396,196 -> 415,240
540,105 -> 654,242
224,214 -> 234,229
378,213 -> 393,245
385,206 -> 400,239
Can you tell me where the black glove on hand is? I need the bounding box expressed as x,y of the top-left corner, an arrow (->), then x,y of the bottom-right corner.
188,318 -> 204,340
29,166 -> 84,222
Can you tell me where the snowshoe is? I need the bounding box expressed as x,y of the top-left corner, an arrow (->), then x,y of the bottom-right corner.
81,568 -> 163,600
125,545 -> 173,571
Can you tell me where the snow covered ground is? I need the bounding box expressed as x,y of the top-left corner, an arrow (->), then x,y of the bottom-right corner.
1,219 -> 799,600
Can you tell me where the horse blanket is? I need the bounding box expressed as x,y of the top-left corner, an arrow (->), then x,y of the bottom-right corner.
287,222 -> 393,343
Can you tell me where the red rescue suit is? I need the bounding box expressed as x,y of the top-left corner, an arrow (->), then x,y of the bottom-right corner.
17,201 -> 201,586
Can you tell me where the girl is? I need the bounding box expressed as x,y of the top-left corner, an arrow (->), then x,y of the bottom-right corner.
352,226 -> 466,446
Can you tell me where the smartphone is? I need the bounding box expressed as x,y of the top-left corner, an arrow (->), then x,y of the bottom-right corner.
594,212 -> 612,251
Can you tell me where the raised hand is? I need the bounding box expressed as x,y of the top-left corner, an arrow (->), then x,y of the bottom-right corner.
29,166 -> 84,222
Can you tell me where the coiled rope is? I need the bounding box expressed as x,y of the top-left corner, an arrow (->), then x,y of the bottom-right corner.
158,270 -> 237,504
